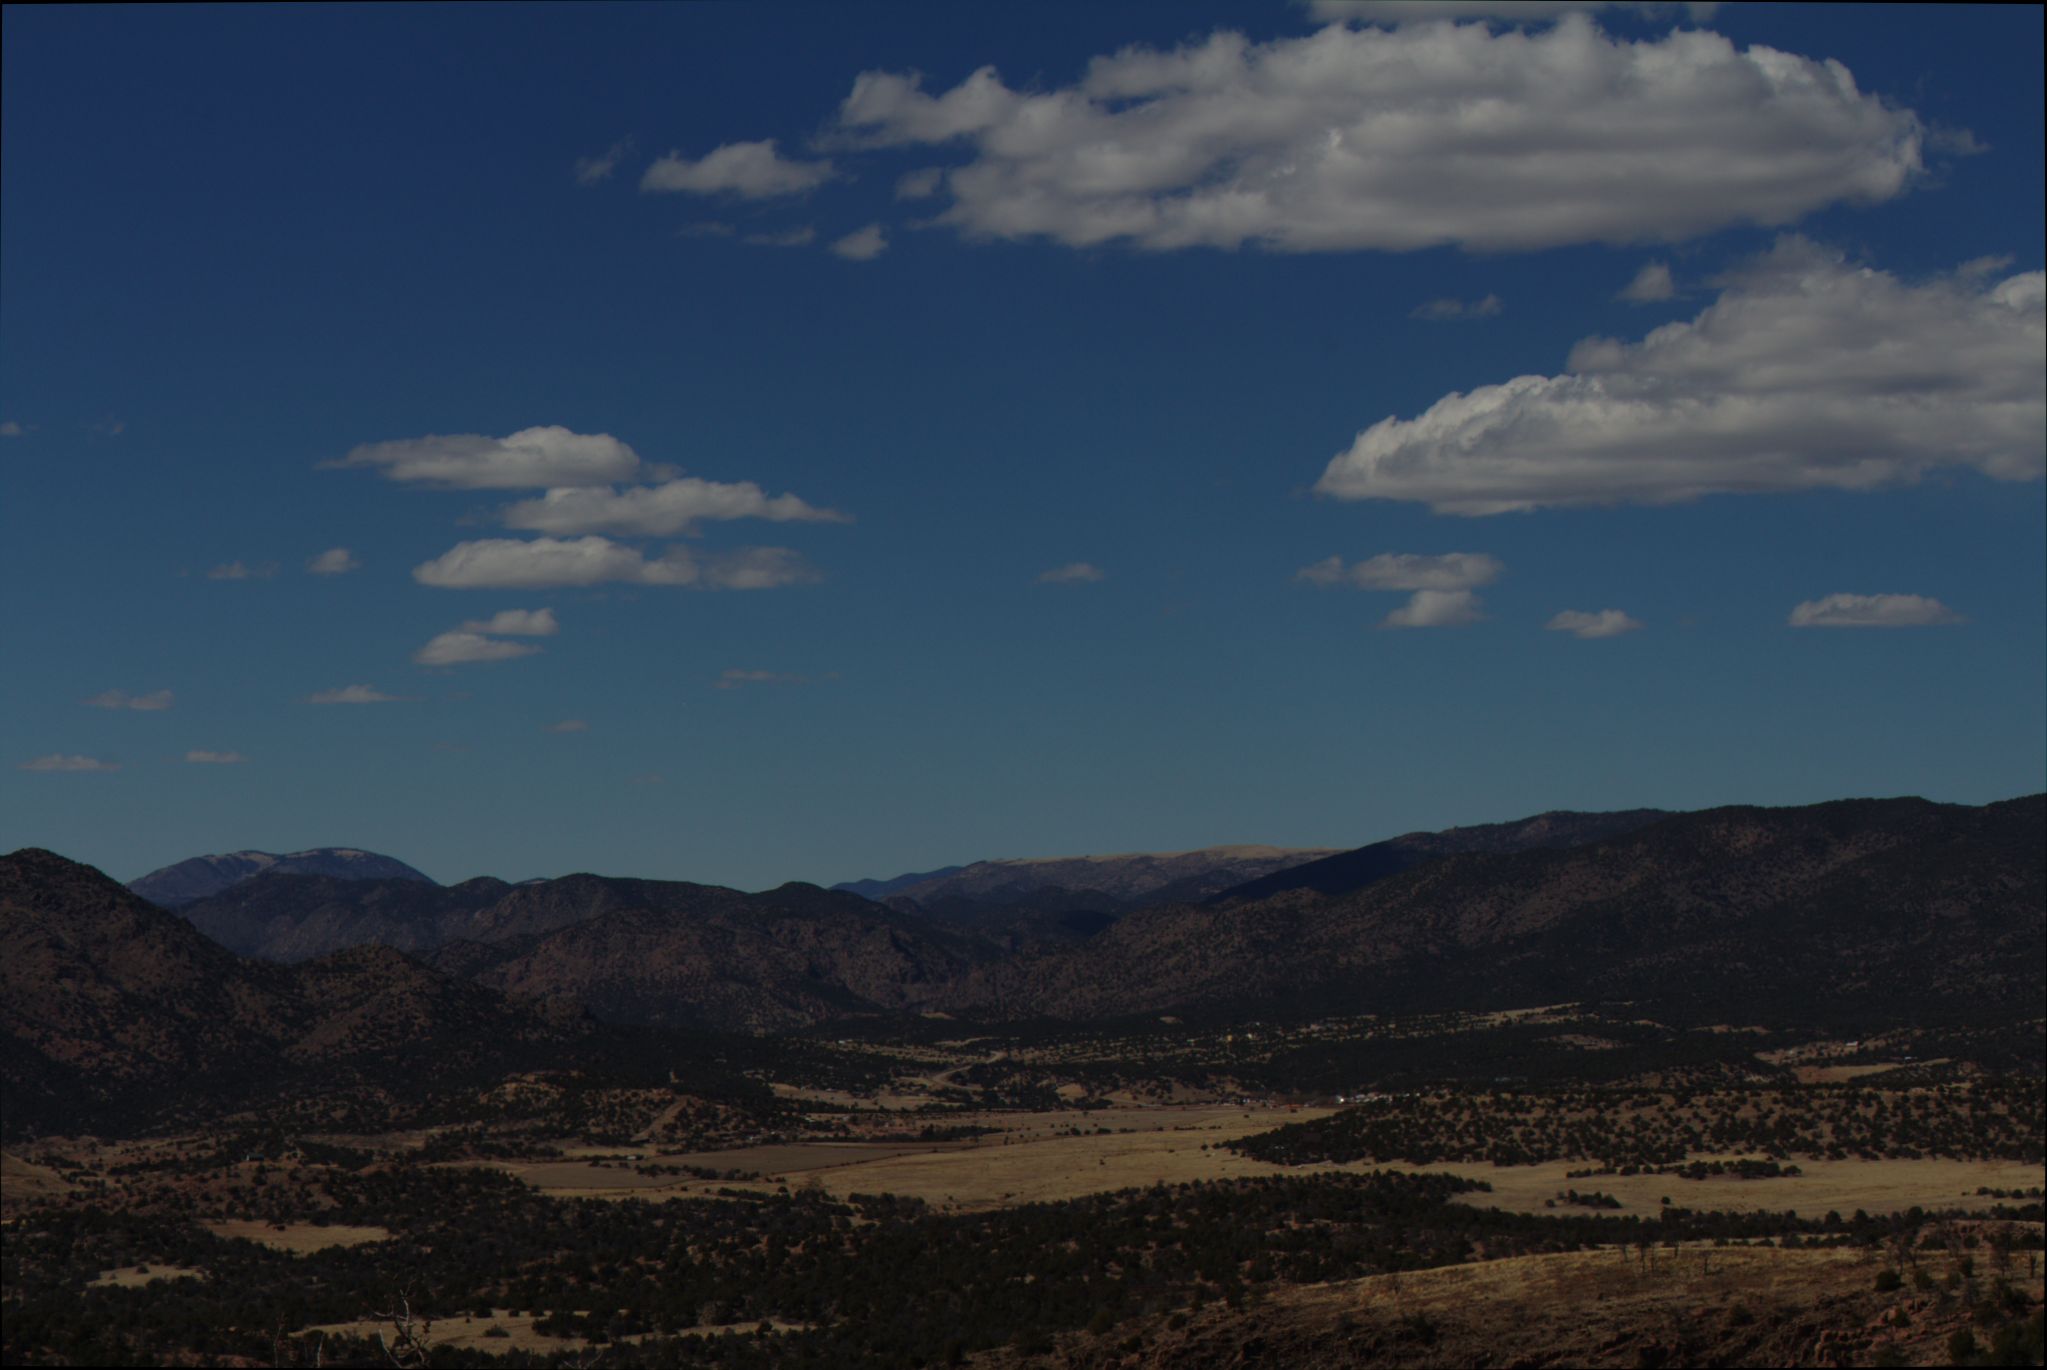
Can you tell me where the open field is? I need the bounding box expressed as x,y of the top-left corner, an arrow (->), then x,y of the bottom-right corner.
203,1219 -> 392,1252
460,1101 -> 2044,1219
89,1265 -> 204,1288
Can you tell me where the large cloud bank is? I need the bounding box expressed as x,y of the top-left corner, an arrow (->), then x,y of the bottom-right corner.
837,16 -> 1928,253
1317,241 -> 2045,513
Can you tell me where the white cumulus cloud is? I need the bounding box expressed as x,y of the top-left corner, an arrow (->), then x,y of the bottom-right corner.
830,223 -> 889,261
461,608 -> 559,636
1619,261 -> 1677,302
1547,608 -> 1644,638
499,478 -> 847,537
412,536 -> 819,591
18,754 -> 121,773
307,547 -> 360,575
641,139 -> 835,197
1298,552 -> 1502,590
835,16 -> 1927,254
332,425 -> 643,490
1317,240 -> 2046,513
414,631 -> 543,666
1787,593 -> 1962,628
1383,589 -> 1486,628
184,750 -> 247,765
85,689 -> 174,711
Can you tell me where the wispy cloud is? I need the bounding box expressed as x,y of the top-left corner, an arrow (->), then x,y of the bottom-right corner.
574,137 -> 634,186
1618,261 -> 1676,302
307,684 -> 412,704
0,420 -> 24,438
414,631 -> 543,666
413,537 -> 819,590
716,668 -> 812,689
1382,589 -> 1485,628
207,560 -> 278,581
184,749 -> 247,765
1547,608 -> 1644,638
1037,562 -> 1106,585
307,547 -> 360,575
1410,294 -> 1502,321
641,140 -> 835,197
19,754 -> 120,773
499,478 -> 847,538
744,226 -> 818,248
1297,552 -> 1501,591
1788,593 -> 1963,628
544,719 -> 589,733
85,689 -> 174,711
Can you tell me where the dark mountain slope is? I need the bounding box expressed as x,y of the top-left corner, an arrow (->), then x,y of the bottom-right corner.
866,845 -> 1344,943
953,796 -> 2044,1028
129,847 -> 434,907
178,873 -> 511,960
468,882 -> 991,1032
1210,808 -> 1672,904
0,849 -> 592,1139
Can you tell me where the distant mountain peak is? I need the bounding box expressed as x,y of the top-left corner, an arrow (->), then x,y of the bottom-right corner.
128,846 -> 435,907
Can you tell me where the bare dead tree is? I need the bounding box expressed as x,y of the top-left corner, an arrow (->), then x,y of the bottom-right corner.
373,1291 -> 433,1369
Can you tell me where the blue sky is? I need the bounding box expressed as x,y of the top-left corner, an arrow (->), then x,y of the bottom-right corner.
3,2 -> 2041,890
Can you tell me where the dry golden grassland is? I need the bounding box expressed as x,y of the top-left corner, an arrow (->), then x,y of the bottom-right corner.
201,1219 -> 392,1252
469,1100 -> 2045,1219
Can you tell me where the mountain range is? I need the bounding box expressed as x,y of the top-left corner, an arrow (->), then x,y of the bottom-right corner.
9,792 -> 2040,1135
127,847 -> 435,907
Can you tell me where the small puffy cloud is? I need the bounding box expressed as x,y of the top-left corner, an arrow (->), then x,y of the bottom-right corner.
1383,589 -> 1485,628
1037,562 -> 1106,584
499,478 -> 847,537
575,137 -> 634,186
207,560 -> 277,581
0,420 -> 23,437
1411,294 -> 1503,321
19,754 -> 120,773
184,750 -> 247,765
837,17 -> 1923,254
1547,608 -> 1643,638
716,668 -> 811,689
1298,552 -> 1501,591
461,607 -> 558,636
412,536 -> 819,591
1318,241 -> 2046,513
896,168 -> 944,200
830,224 -> 889,261
641,139 -> 835,197
307,684 -> 411,704
307,547 -> 360,576
332,425 -> 642,490
414,631 -> 543,666
1619,261 -> 1677,302
86,689 -> 174,711
679,220 -> 738,238
545,719 -> 589,733
1307,2 -> 1719,23
1788,593 -> 1962,628
744,226 -> 818,247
